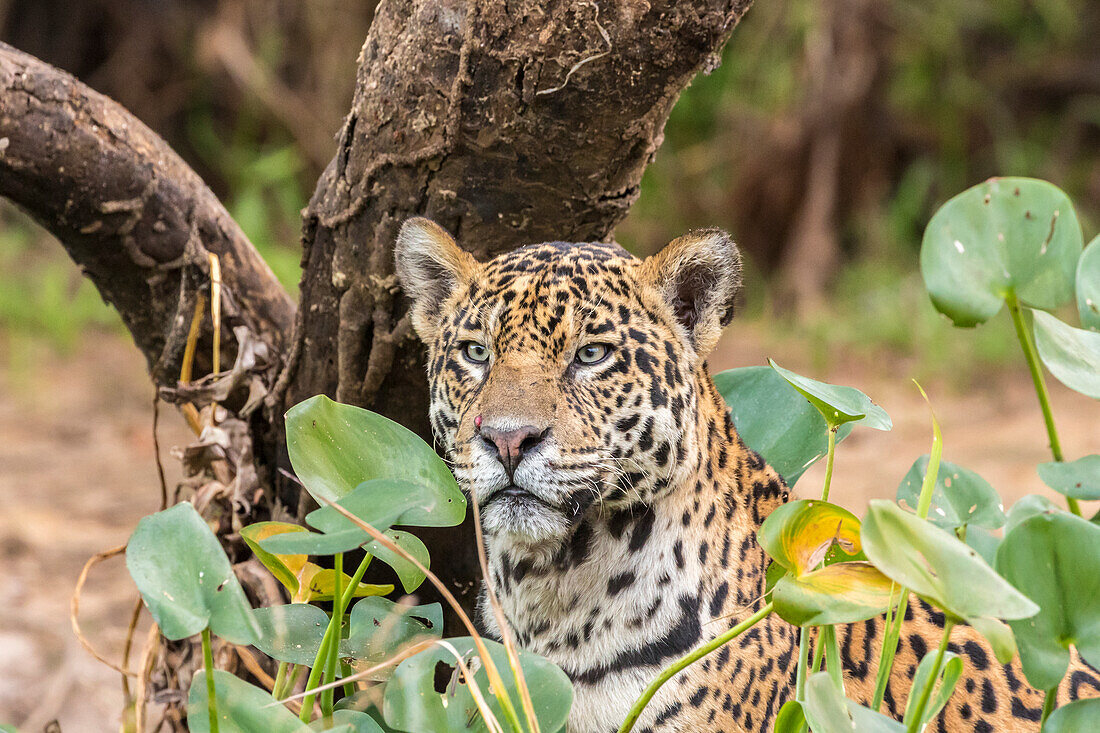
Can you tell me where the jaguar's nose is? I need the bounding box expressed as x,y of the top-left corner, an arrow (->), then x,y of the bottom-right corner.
477,422 -> 548,480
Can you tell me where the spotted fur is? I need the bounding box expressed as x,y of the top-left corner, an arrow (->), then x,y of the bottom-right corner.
394,218 -> 1099,732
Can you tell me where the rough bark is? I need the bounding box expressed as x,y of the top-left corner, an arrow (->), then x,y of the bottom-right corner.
0,41 -> 295,382
282,0 -> 756,611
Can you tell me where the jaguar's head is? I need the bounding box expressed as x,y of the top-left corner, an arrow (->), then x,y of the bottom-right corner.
395,219 -> 741,547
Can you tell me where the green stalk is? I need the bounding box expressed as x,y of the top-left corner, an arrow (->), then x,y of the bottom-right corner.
618,602 -> 773,733
810,631 -> 825,674
298,552 -> 373,722
1005,291 -> 1081,516
1040,685 -> 1058,729
202,627 -> 219,733
321,553 -> 345,716
820,427 -> 838,501
822,625 -> 843,692
906,620 -> 955,733
872,592 -> 909,710
795,625 -> 811,702
272,661 -> 289,699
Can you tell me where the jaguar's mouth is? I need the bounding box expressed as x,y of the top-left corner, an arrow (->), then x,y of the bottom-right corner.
482,484 -> 559,511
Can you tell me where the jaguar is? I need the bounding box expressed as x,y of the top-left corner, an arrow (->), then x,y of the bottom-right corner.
394,217 -> 1098,732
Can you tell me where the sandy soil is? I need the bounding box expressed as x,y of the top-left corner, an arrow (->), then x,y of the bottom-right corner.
1,326 -> 1096,731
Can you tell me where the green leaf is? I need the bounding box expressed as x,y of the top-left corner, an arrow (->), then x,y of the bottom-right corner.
251,603 -> 328,665
1078,235 -> 1100,330
1044,698 -> 1100,733
364,530 -> 429,594
306,569 -> 392,602
772,700 -> 807,733
382,637 -> 572,733
920,177 -> 1082,327
772,562 -> 894,626
769,360 -> 892,430
896,455 -> 1005,530
902,651 -> 962,729
1032,309 -> 1100,399
861,500 -> 1039,624
995,511 -> 1100,690
342,597 -> 443,671
260,477 -> 461,556
126,503 -> 260,644
285,395 -> 464,510
802,672 -> 906,732
758,500 -> 865,575
966,616 -> 1018,666
308,711 -> 384,733
963,526 -> 1002,567
187,670 -> 309,732
240,522 -> 310,597
713,366 -> 853,485
1038,455 -> 1100,500
1005,494 -> 1062,535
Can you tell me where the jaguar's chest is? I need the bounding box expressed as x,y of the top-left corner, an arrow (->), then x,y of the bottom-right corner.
478,477 -> 782,732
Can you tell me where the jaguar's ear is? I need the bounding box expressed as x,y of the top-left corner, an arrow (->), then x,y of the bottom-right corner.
641,228 -> 742,356
395,218 -> 478,341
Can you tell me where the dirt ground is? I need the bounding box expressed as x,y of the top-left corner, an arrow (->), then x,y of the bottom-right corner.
1,326 -> 1097,731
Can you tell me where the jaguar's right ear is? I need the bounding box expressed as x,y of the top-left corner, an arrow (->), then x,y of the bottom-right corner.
395,218 -> 479,342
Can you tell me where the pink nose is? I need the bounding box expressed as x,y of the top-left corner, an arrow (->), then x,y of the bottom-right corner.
478,423 -> 547,479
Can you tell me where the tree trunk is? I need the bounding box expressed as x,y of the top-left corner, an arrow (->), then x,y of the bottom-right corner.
0,0 -> 755,711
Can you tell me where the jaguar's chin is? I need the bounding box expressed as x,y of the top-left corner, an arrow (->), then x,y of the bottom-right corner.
478,486 -> 572,544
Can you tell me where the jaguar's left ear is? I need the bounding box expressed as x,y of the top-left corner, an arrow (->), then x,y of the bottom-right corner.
641,228 -> 742,356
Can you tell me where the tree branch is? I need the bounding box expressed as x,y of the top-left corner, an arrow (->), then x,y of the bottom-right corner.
0,41 -> 295,381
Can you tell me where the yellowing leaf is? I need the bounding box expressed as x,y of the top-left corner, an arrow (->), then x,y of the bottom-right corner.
773,562 -> 895,626
759,499 -> 864,576
241,521 -> 310,597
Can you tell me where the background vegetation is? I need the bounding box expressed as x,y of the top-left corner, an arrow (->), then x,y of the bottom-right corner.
1,0 -> 1098,380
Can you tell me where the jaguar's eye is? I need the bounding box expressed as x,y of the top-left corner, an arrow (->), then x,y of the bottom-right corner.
462,341 -> 491,364
575,343 -> 611,365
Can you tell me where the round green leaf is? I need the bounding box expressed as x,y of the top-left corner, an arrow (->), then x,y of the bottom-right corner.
758,500 -> 865,575
187,669 -> 309,732
861,500 -> 1038,622
920,177 -> 1082,326
902,651 -> 962,729
803,672 -> 906,732
286,395 -> 465,510
1032,310 -> 1100,399
342,596 -> 443,668
382,637 -> 572,733
1038,455 -> 1100,500
1044,698 -> 1100,733
126,503 -> 260,645
966,616 -> 1018,666
251,603 -> 328,665
1005,494 -> 1062,535
1078,235 -> 1100,330
714,366 -> 853,486
896,455 -> 1005,530
772,562 -> 894,626
769,360 -> 892,430
995,511 -> 1100,690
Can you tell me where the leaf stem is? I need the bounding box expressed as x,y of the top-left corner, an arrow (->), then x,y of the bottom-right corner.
1005,291 -> 1081,516
272,661 -> 289,699
906,619 -> 954,733
617,602 -> 774,733
321,553 -> 345,715
202,627 -> 219,733
796,625 -> 811,702
822,625 -> 843,692
1040,685 -> 1058,729
873,588 -> 909,711
820,427 -> 838,501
